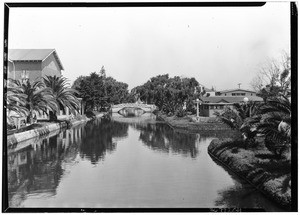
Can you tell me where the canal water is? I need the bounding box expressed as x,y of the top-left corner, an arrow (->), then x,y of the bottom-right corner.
7,113 -> 282,210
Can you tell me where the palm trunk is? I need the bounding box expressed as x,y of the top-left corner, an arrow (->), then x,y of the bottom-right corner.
27,111 -> 33,124
49,110 -> 58,121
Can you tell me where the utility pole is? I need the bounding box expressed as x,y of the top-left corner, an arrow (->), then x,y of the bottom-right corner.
238,83 -> 241,89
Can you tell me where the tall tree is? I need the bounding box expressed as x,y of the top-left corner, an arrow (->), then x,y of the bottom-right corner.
44,75 -> 80,121
12,79 -> 57,124
6,79 -> 29,125
132,74 -> 202,115
99,66 -> 106,78
73,69 -> 130,112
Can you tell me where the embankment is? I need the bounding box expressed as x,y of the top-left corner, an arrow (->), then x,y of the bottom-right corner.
7,113 -> 104,148
208,138 -> 291,210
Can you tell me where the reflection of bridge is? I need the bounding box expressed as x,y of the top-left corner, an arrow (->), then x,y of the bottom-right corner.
111,103 -> 157,113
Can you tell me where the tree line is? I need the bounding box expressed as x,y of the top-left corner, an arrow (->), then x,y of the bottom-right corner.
72,68 -> 206,116
72,66 -> 133,113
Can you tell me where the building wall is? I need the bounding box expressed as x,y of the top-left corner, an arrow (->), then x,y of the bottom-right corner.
9,62 -> 42,81
200,104 -> 234,117
220,90 -> 256,97
41,53 -> 62,77
8,53 -> 62,81
7,61 -> 14,79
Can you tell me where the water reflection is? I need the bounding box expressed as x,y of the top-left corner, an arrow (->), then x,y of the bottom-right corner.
135,123 -> 199,158
7,114 -> 283,210
8,126 -> 82,207
79,118 -> 128,164
8,119 -> 129,207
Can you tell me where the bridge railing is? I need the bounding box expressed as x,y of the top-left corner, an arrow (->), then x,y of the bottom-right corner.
112,103 -> 156,108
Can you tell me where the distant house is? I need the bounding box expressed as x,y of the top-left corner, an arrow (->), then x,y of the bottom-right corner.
199,95 -> 263,117
197,83 -> 212,96
8,49 -> 64,81
203,88 -> 216,97
215,88 -> 257,97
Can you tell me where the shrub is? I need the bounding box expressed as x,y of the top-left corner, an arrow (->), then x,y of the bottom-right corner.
264,137 -> 289,159
175,107 -> 187,118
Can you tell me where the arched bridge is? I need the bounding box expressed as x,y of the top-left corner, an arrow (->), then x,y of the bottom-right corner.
111,103 -> 157,113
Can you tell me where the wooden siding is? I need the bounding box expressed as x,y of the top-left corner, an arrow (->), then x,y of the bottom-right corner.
41,52 -> 62,77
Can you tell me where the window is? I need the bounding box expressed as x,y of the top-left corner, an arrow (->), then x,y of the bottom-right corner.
21,70 -> 29,79
241,93 -> 245,96
232,93 -> 236,96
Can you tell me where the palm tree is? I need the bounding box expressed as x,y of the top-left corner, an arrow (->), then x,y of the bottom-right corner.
12,79 -> 58,124
6,79 -> 29,126
43,75 -> 80,121
256,96 -> 291,157
215,101 -> 260,146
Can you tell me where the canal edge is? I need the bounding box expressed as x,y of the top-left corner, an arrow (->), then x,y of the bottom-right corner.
7,113 -> 105,149
207,140 -> 291,211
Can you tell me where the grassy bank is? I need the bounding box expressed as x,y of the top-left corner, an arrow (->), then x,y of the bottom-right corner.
157,113 -> 232,132
208,138 -> 291,210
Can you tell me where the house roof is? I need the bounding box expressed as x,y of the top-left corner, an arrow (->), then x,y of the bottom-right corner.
217,88 -> 256,94
203,87 -> 211,92
200,96 -> 263,104
8,49 -> 64,70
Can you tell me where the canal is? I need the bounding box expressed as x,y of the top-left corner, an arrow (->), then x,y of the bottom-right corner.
7,113 -> 282,210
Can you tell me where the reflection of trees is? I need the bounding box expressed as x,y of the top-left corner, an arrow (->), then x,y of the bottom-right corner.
8,119 -> 129,206
135,123 -> 198,158
7,127 -> 82,207
79,119 -> 129,164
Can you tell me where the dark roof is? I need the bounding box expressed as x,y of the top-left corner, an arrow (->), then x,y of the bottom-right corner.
217,88 -> 256,93
200,96 -> 263,104
8,49 -> 64,70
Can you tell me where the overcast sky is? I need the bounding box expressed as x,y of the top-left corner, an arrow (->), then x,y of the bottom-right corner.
8,2 -> 290,91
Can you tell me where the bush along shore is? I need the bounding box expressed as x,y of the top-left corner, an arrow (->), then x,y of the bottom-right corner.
208,138 -> 291,210
7,112 -> 105,148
